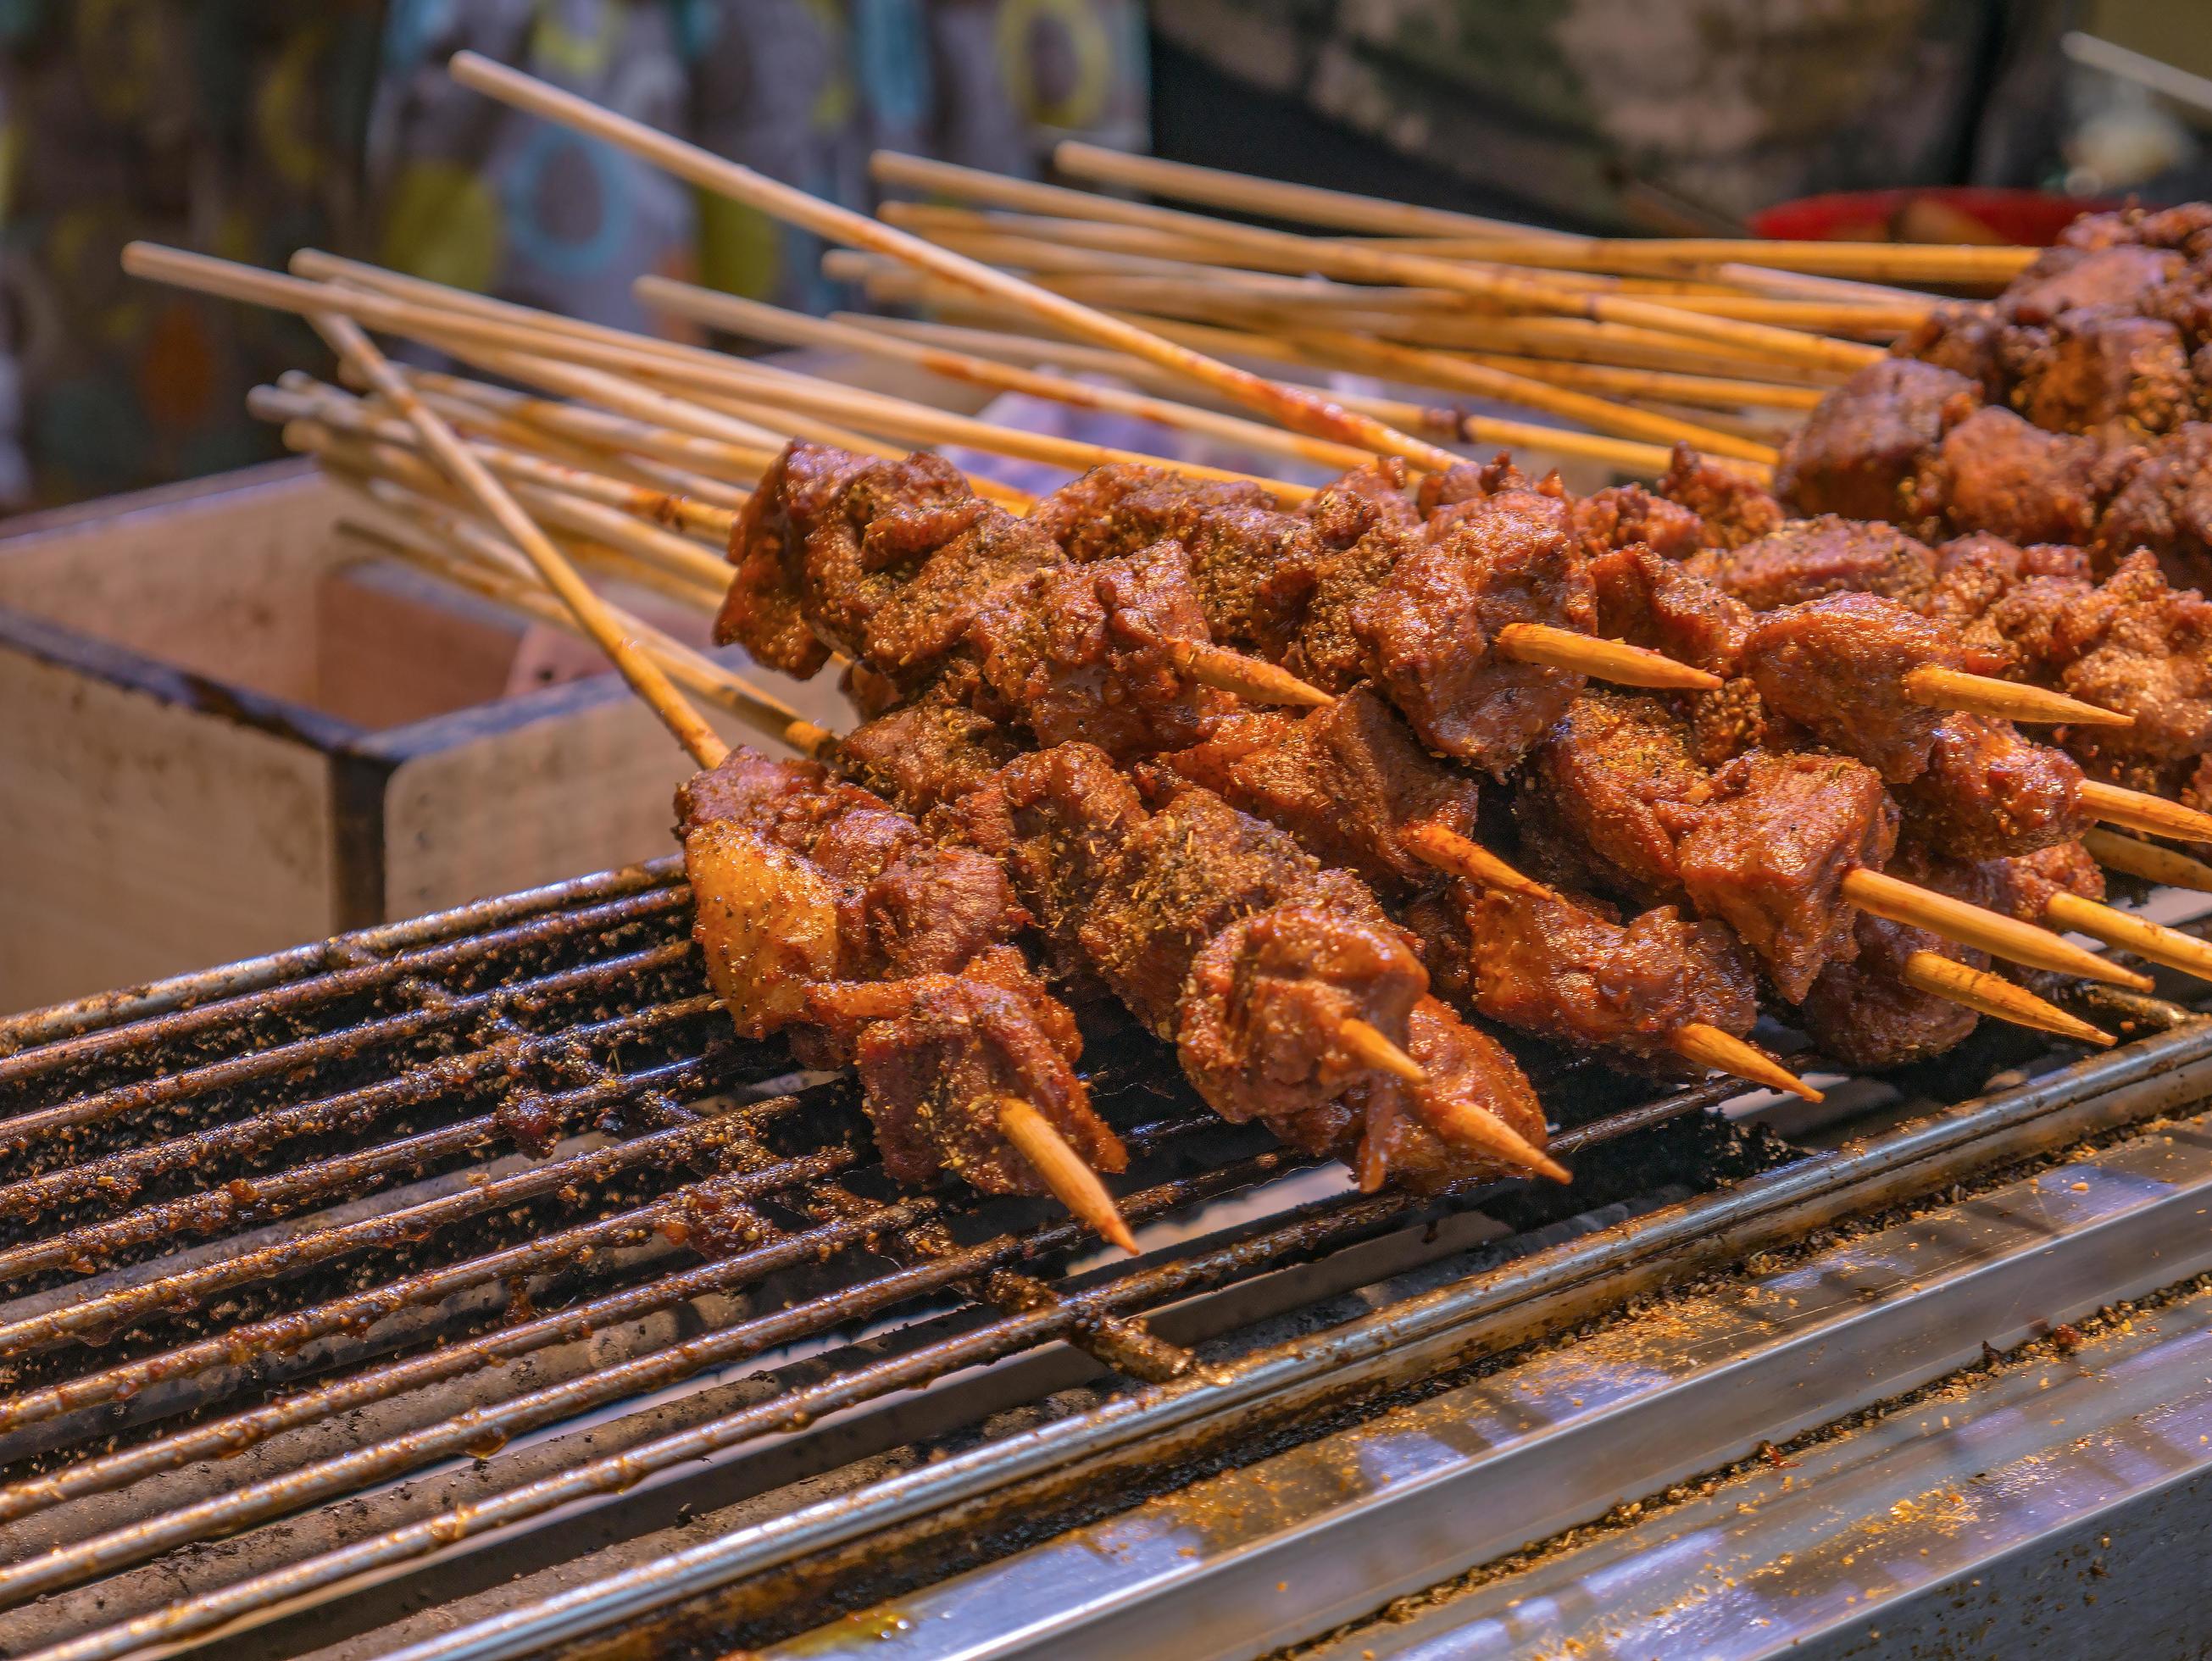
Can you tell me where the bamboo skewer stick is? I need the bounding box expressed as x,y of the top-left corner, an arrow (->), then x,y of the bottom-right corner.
331,497 -> 807,742
1667,1024 -> 1826,1102
1494,625 -> 1724,692
866,295 -> 1773,481
633,276 -> 1385,475
2041,892 -> 2212,984
866,150 -> 1886,373
2081,780 -> 2212,846
1276,326 -> 1778,463
2081,830 -> 2212,893
1841,867 -> 2153,990
253,381 -> 738,544
1047,141 -> 1948,302
292,255 -> 1312,503
1901,666 -> 2134,729
886,208 -> 1933,336
838,312 -> 1701,479
1896,953 -> 2114,1047
443,50 -> 1467,474
1366,233 -> 2038,286
997,1100 -> 1140,1249
280,417 -> 732,606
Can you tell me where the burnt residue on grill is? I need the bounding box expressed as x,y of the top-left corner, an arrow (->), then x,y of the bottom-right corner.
0,852 -> 2193,1661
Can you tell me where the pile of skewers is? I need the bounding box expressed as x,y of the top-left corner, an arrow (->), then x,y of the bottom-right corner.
112,52 -> 2212,1258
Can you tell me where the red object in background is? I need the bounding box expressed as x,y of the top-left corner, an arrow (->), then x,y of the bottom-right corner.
1748,187 -> 2120,247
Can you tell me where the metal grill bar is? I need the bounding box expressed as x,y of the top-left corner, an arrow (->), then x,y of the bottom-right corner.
0,850 -> 2185,1661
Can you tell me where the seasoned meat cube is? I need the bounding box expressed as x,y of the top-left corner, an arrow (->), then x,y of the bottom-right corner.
1426,480 -> 1572,543
1893,717 -> 2087,861
1519,692 -> 1711,905
940,742 -> 1148,979
1031,464 -> 1319,649
855,843 -> 1030,981
1900,306 -> 2008,398
2002,243 -> 2182,325
1925,534 -> 2093,639
1777,358 -> 1981,522
1907,407 -> 2123,547
1180,903 -> 1426,1125
1353,497 -> 1597,775
2004,310 -> 2192,438
1589,545 -> 1753,675
1674,751 -> 1897,1003
1459,884 -> 1757,1064
2003,552 -> 2212,775
715,442 -> 864,676
1293,522 -> 1417,693
793,452 -> 989,675
827,972 -> 1120,1192
1687,515 -> 1937,611
1798,913 -> 1983,1069
1077,786 -> 1334,1034
1145,685 -> 1483,898
2090,423 -> 2212,589
1029,464 -> 1276,564
968,537 -> 1229,760
835,703 -> 1025,814
1570,483 -> 1706,560
1335,998 -> 1548,1193
1302,457 -> 1419,549
1416,454 -> 1533,518
1742,593 -> 1957,781
851,501 -> 1061,688
1657,442 -> 1787,550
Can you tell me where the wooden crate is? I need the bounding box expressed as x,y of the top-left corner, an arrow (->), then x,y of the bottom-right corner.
0,460 -> 842,1016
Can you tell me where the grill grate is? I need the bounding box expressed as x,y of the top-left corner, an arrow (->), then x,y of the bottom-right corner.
0,857 -> 2188,1661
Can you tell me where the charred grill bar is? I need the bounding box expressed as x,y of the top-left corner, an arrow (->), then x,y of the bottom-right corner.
0,847 -> 2209,1661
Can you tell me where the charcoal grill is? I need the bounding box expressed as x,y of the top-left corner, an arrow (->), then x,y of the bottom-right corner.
3,857 -> 2212,1661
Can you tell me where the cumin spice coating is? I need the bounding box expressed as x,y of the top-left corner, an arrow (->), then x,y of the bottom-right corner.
676,747 -> 1123,1197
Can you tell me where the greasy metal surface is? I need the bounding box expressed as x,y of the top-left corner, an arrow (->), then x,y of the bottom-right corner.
775,1100 -> 2212,1660
1295,1236 -> 2212,1658
367,1016 -> 2212,1661
1,850 -> 2204,1661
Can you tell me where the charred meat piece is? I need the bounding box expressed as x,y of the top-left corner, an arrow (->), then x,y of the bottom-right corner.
678,746 -> 1120,1197
1180,903 -> 1426,1125
1030,463 -> 1321,649
1522,695 -> 1895,1003
1143,684 -> 1483,899
1302,456 -> 1420,549
1899,306 -> 2008,398
1776,358 -> 1982,522
1675,750 -> 1897,1003
1568,483 -> 1707,561
1589,545 -> 1755,676
1964,551 -> 2212,786
1353,493 -> 1597,775
1798,910 -> 1984,1069
1458,882 -> 1758,1064
1905,406 -> 2126,547
1688,515 -> 1938,612
835,700 -> 1026,815
1657,442 -> 1787,550
829,970 -> 1120,1192
1893,716 -> 2088,860
1519,692 -> 1713,906
1741,593 -> 1957,782
717,442 -> 866,677
968,537 -> 1230,760
2002,309 -> 2193,439
2002,243 -> 2184,325
2089,422 -> 2212,588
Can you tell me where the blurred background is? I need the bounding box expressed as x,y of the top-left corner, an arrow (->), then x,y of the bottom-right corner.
4,0 -> 2212,511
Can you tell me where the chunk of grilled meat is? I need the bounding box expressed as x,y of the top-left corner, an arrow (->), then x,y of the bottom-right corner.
1521,692 -> 1896,1003
676,747 -> 1123,1195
